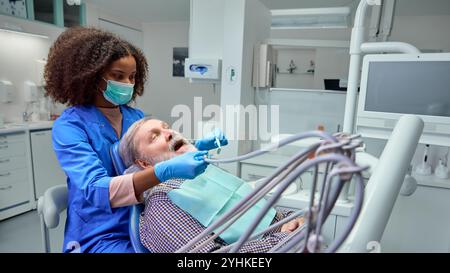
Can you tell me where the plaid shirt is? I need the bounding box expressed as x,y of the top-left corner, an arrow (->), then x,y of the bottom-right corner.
139,179 -> 292,253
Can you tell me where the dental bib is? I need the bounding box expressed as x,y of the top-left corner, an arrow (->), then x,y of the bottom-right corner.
167,165 -> 276,244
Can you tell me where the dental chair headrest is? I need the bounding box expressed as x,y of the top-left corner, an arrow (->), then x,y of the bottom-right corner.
110,141 -> 126,176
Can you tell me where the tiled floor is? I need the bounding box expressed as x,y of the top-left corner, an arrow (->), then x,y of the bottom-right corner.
0,209 -> 65,253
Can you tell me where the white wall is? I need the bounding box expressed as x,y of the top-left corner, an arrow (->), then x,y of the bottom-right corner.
85,2 -> 142,31
274,47 -> 350,90
188,0 -> 272,175
313,47 -> 350,89
389,15 -> 450,52
139,21 -> 220,125
0,15 -> 63,123
188,0 -> 224,59
362,12 -> 450,252
269,89 -> 346,134
218,0 -> 271,175
274,48 -> 316,89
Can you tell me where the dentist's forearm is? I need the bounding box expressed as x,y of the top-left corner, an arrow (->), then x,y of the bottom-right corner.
132,167 -> 161,197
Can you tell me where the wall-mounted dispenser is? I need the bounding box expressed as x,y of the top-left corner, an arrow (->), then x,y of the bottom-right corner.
252,44 -> 275,88
185,59 -> 222,80
34,59 -> 47,87
24,81 -> 39,102
0,80 -> 14,103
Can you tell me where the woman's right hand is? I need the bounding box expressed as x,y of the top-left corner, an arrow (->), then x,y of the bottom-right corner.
153,151 -> 209,182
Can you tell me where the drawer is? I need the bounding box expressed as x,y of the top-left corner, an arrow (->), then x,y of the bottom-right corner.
241,164 -> 333,197
0,155 -> 27,172
0,132 -> 26,143
0,168 -> 28,185
241,163 -> 300,195
0,141 -> 26,157
241,164 -> 277,181
297,169 -> 328,192
335,215 -> 350,247
0,181 -> 30,210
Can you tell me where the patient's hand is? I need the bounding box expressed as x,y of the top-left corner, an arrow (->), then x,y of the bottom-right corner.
281,217 -> 305,233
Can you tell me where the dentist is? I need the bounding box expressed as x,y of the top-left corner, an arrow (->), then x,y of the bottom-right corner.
44,27 -> 227,253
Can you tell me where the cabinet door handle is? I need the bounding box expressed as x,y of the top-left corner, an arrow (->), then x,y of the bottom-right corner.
0,185 -> 13,190
248,174 -> 265,180
34,132 -> 46,136
0,145 -> 8,150
0,172 -> 11,177
0,159 -> 10,164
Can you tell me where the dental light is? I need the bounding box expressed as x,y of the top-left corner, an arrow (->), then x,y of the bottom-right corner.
271,7 -> 351,29
66,0 -> 82,6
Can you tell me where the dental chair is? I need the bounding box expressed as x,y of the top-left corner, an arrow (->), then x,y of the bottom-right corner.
37,184 -> 68,253
109,141 -> 150,253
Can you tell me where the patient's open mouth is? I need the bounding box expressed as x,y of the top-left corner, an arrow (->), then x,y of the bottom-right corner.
173,139 -> 186,152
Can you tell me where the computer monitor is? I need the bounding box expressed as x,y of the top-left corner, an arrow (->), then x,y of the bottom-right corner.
324,79 -> 347,91
356,53 -> 450,146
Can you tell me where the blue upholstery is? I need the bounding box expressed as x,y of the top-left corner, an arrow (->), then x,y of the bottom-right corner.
109,141 -> 150,253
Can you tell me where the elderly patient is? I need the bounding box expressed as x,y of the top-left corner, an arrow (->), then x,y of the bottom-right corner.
119,117 -> 304,253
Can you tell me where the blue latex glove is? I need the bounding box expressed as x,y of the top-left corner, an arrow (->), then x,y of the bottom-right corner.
195,128 -> 228,151
154,151 -> 209,182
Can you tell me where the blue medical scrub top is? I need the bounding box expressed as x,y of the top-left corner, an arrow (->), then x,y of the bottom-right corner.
52,104 -> 144,253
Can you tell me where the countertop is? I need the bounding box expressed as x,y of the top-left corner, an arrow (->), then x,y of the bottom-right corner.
0,121 -> 54,134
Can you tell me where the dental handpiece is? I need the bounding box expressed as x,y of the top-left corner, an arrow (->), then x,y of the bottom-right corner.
215,137 -> 221,154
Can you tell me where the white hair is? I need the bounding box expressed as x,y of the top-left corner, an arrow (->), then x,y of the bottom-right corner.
119,116 -> 153,168
120,117 -> 196,174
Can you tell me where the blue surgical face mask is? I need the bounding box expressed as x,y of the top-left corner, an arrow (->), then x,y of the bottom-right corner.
102,78 -> 134,105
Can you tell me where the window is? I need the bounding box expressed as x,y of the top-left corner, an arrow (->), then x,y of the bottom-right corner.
34,0 -> 54,24
63,0 -> 81,27
33,0 -> 84,27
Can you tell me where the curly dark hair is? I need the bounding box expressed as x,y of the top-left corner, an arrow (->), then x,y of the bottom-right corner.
44,27 -> 148,106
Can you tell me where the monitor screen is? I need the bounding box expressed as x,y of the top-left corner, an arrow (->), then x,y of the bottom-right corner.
364,61 -> 450,117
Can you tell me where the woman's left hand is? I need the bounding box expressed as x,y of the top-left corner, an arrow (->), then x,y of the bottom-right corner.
281,217 -> 305,233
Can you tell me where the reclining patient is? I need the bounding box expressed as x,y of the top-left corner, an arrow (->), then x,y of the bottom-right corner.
119,117 -> 304,253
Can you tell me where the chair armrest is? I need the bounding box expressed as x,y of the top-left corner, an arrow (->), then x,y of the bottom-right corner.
43,185 -> 68,229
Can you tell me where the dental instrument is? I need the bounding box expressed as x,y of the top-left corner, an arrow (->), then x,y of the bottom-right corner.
215,136 -> 221,154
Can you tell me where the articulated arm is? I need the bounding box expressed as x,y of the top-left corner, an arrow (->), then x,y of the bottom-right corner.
340,115 -> 423,252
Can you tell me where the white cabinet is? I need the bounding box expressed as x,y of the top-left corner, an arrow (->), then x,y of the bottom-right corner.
0,131 -> 33,220
241,163 -> 277,182
0,126 -> 66,220
30,130 -> 66,200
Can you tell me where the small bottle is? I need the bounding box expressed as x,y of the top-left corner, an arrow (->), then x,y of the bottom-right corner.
415,144 -> 432,176
435,159 -> 449,179
308,125 -> 325,159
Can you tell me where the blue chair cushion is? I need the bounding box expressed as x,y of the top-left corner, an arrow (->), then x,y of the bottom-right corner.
129,203 -> 150,253
110,142 -> 127,176
110,141 -> 150,253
